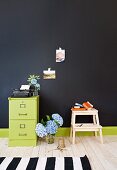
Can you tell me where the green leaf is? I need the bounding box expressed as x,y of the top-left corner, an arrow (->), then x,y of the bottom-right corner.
46,115 -> 50,121
41,119 -> 46,126
54,120 -> 60,127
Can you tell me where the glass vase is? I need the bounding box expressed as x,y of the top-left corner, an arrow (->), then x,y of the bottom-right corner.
33,90 -> 38,96
46,134 -> 54,144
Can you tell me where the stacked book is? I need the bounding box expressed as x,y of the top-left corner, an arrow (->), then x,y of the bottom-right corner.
82,101 -> 93,110
71,101 -> 93,111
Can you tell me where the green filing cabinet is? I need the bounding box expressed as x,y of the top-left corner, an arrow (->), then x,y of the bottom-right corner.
8,96 -> 39,147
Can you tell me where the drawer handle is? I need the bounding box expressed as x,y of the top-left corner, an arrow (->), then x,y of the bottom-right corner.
19,113 -> 27,116
20,124 -> 25,128
19,133 -> 27,136
20,104 -> 26,108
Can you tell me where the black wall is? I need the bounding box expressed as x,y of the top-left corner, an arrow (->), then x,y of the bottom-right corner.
0,0 -> 117,128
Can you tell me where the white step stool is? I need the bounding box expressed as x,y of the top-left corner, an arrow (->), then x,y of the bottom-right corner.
70,108 -> 103,144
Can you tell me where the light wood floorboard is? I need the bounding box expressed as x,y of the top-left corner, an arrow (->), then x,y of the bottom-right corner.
0,136 -> 117,170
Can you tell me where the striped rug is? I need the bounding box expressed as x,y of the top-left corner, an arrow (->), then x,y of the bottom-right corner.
0,155 -> 91,170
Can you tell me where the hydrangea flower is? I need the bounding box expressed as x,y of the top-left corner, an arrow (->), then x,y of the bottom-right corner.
35,123 -> 47,137
35,83 -> 40,90
31,79 -> 37,85
35,113 -> 63,139
27,74 -> 40,90
46,120 -> 58,135
52,113 -> 63,127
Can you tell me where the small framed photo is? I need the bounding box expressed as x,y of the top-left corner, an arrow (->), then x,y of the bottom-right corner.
43,68 -> 56,79
56,47 -> 65,62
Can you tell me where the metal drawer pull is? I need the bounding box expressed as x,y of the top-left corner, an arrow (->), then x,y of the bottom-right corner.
19,113 -> 27,116
20,104 -> 26,108
20,124 -> 25,128
19,133 -> 27,136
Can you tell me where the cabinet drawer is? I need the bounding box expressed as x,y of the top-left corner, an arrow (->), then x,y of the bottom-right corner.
9,120 -> 37,139
9,99 -> 37,119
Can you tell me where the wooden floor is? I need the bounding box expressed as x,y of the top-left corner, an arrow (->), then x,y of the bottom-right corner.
0,136 -> 117,170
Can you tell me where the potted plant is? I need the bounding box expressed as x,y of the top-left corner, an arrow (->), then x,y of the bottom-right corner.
35,113 -> 63,144
27,74 -> 40,96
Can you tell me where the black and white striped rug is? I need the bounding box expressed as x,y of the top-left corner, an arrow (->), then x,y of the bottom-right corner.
0,155 -> 91,170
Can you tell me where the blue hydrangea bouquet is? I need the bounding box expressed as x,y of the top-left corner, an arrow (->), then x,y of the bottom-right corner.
35,113 -> 63,144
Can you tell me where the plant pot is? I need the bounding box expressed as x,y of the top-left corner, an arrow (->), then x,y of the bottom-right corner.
46,134 -> 54,144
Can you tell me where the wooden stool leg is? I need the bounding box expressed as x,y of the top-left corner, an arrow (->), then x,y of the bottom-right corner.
70,127 -> 73,141
99,129 -> 103,144
72,129 -> 75,144
93,115 -> 97,136
94,131 -> 97,137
